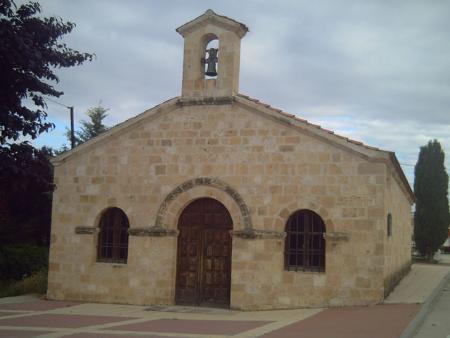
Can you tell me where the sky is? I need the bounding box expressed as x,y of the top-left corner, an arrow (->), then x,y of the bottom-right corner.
29,0 -> 450,188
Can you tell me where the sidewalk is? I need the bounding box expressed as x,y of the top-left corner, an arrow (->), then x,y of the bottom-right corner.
412,274 -> 450,338
0,262 -> 448,338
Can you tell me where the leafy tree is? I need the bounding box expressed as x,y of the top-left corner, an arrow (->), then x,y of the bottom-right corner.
65,105 -> 109,146
0,145 -> 54,245
0,0 -> 93,147
0,0 -> 92,245
414,140 -> 450,259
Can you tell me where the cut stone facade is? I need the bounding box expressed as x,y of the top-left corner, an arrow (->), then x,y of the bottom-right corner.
48,10 -> 414,310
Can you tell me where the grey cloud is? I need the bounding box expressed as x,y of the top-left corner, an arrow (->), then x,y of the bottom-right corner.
31,0 -> 450,183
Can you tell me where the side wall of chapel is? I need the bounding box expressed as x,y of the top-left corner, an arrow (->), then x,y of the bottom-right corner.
382,170 -> 412,296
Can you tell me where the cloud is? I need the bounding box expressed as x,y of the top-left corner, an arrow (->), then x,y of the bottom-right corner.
30,0 -> 449,186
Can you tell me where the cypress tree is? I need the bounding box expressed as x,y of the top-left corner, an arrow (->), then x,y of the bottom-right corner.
414,140 -> 450,259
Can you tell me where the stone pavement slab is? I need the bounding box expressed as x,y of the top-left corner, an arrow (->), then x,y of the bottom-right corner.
108,318 -> 273,335
0,300 -> 81,312
0,311 -> 23,318
413,275 -> 450,338
0,295 -> 40,305
0,313 -> 136,329
385,263 -> 450,304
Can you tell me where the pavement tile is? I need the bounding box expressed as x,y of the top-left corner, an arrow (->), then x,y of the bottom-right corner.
67,333 -> 184,338
0,311 -> 24,318
0,300 -> 82,311
109,318 -> 273,335
0,313 -> 136,328
261,304 -> 420,338
385,264 -> 450,304
0,329 -> 53,337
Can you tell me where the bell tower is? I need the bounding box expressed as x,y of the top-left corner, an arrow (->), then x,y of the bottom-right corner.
176,10 -> 248,99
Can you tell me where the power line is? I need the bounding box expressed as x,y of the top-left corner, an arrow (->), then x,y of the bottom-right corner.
45,97 -> 76,149
46,97 -> 72,109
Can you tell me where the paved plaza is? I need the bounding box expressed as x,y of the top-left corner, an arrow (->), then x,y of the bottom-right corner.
0,263 -> 448,338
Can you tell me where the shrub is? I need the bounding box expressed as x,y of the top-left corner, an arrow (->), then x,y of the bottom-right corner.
0,268 -> 48,298
0,245 -> 49,280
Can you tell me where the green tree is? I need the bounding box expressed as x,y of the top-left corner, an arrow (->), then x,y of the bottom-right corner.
0,145 -> 54,245
77,105 -> 109,143
64,105 -> 109,147
414,140 -> 450,259
0,0 -> 92,245
0,0 -> 93,148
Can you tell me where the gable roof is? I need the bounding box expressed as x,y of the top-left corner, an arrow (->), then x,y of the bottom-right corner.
235,94 -> 414,202
176,9 -> 249,38
52,93 -> 414,202
51,96 -> 180,165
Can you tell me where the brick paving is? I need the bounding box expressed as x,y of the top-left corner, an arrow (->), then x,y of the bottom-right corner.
0,329 -> 54,337
261,304 -> 421,338
66,334 -> 182,338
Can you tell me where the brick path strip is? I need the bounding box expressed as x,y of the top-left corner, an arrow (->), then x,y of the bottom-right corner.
66,333 -> 183,338
261,304 -> 420,338
0,328 -> 54,337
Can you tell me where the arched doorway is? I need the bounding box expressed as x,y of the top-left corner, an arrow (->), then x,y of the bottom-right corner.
175,198 -> 233,307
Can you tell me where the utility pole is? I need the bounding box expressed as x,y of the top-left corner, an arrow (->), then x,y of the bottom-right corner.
47,98 -> 75,149
69,106 -> 75,149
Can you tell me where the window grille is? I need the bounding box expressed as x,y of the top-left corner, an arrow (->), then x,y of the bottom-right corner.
97,208 -> 129,263
284,209 -> 326,272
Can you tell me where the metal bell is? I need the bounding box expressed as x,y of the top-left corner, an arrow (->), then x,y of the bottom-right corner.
203,48 -> 218,77
205,62 -> 217,77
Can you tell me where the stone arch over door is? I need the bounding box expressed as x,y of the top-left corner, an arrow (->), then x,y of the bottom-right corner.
155,177 -> 252,232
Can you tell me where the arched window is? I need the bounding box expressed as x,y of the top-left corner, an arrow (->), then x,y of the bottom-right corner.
97,207 -> 129,263
284,209 -> 326,272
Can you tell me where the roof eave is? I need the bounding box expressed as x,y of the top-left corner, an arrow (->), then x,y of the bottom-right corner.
176,9 -> 248,38
51,97 -> 180,166
388,152 -> 415,203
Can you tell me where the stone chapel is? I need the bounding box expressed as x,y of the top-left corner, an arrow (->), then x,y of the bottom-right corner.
48,10 -> 414,310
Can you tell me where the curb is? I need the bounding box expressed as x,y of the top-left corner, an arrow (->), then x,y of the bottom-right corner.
399,270 -> 450,338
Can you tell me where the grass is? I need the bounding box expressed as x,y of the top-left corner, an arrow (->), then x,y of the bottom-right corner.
0,268 -> 47,298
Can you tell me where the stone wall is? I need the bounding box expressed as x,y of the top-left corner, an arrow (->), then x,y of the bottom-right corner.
382,169 -> 413,296
48,101 -> 399,309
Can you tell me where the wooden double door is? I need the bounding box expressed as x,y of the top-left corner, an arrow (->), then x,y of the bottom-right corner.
175,198 -> 233,307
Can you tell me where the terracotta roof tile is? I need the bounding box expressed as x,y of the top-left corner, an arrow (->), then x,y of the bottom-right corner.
237,93 -> 381,152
